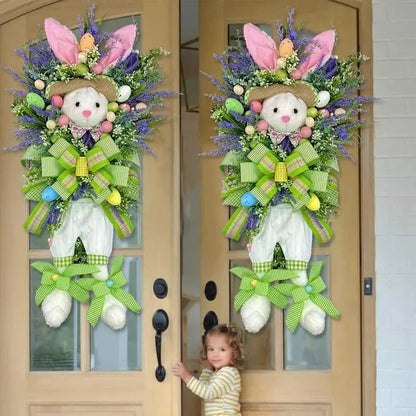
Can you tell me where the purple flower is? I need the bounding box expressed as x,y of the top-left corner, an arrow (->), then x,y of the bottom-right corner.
115,52 -> 139,73
246,211 -> 259,230
271,188 -> 287,206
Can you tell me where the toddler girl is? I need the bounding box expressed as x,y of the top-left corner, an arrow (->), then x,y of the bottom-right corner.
172,324 -> 244,416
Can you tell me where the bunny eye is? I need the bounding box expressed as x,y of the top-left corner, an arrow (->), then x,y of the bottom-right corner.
294,108 -> 298,114
75,102 -> 80,107
273,107 -> 278,113
95,103 -> 100,108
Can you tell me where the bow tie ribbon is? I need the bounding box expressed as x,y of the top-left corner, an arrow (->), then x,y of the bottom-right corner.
70,123 -> 103,142
270,130 -> 302,147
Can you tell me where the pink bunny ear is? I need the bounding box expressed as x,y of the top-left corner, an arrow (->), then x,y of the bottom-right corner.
44,18 -> 79,65
243,23 -> 278,70
292,30 -> 336,79
98,24 -> 136,70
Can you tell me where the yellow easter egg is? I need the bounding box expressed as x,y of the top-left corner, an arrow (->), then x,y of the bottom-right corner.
79,33 -> 95,52
106,188 -> 121,206
305,194 -> 320,211
278,38 -> 294,57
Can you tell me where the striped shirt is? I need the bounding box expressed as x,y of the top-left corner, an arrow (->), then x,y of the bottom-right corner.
186,366 -> 241,416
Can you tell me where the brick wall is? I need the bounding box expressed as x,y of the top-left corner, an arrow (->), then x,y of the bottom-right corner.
373,1 -> 416,415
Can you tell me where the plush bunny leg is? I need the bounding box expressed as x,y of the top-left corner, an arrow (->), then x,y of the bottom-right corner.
279,206 -> 326,335
81,202 -> 127,330
47,203 -> 80,328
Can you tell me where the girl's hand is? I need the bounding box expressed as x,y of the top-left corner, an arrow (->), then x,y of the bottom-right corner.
171,362 -> 192,383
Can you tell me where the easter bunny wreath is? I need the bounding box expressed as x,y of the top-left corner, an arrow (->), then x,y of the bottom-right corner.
207,11 -> 372,335
7,6 -> 172,330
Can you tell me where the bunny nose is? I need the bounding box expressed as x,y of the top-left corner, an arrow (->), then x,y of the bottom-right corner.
281,115 -> 291,123
82,110 -> 91,118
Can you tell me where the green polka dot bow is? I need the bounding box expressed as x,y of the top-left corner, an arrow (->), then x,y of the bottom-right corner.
231,266 -> 298,311
32,262 -> 99,306
77,256 -> 141,327
279,261 -> 340,333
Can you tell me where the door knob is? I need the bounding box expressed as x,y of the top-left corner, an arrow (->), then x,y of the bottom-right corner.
152,309 -> 169,382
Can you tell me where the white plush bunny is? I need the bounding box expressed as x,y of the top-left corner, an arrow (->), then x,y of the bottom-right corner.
38,18 -> 137,330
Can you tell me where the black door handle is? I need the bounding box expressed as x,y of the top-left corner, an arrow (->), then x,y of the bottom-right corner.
152,309 -> 169,382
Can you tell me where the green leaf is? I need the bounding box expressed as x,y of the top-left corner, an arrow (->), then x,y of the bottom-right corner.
230,267 -> 257,279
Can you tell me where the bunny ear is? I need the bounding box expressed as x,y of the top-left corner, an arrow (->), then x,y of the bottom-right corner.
44,18 -> 79,65
292,30 -> 336,79
243,23 -> 278,70
98,24 -> 136,71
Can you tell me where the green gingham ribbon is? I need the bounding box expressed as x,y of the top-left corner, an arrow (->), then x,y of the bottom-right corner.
53,256 -> 74,268
279,261 -> 340,333
87,254 -> 109,266
31,262 -> 99,306
252,261 -> 273,274
286,259 -> 308,271
231,266 -> 298,311
40,137 -> 129,201
77,256 -> 141,327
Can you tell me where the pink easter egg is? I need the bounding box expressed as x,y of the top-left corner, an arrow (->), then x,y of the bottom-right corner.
135,102 -> 147,111
319,109 -> 330,117
51,95 -> 63,108
119,103 -> 131,112
58,114 -> 69,126
250,100 -> 263,113
257,119 -> 269,132
300,126 -> 312,138
101,120 -> 113,133
93,64 -> 103,74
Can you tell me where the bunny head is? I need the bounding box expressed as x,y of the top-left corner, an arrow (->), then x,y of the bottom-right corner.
261,92 -> 307,134
61,87 -> 108,128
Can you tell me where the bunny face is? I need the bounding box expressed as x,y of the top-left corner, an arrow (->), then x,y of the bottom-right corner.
260,92 -> 307,134
61,87 -> 108,128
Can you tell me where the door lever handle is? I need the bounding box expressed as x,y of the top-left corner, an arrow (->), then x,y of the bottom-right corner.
152,309 -> 169,382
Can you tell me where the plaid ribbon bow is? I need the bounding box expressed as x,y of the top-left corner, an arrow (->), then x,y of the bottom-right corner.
278,261 -> 340,333
70,123 -> 103,142
231,266 -> 298,311
31,262 -> 99,306
78,256 -> 141,327
269,130 -> 302,147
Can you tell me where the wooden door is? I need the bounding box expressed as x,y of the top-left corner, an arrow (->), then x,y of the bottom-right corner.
199,1 -> 372,415
0,1 -> 180,415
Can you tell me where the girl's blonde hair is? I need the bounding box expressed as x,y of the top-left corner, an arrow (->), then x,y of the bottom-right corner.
201,324 -> 245,368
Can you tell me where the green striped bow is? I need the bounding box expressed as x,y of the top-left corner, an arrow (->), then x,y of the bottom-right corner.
31,262 -> 99,306
78,256 -> 141,327
41,136 -> 129,203
279,261 -> 340,333
231,266 -> 299,311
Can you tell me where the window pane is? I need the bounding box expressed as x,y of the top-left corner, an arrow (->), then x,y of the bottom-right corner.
284,255 -> 331,370
30,261 -> 80,371
230,259 -> 275,370
91,256 -> 142,371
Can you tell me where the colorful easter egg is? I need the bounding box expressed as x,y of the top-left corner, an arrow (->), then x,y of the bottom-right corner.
250,100 -> 262,113
316,90 -> 331,108
26,92 -> 45,109
335,108 -> 346,116
245,125 -> 255,135
101,120 -> 113,132
278,38 -> 294,57
306,107 -> 318,118
225,98 -> 244,115
305,194 -> 320,211
233,85 -> 244,96
257,119 -> 269,132
92,63 -> 103,74
79,33 -> 95,52
51,95 -> 63,108
58,114 -> 69,126
319,109 -> 330,117
76,63 -> 89,76
300,126 -> 312,138
275,69 -> 288,81
241,192 -> 258,207
46,119 -> 56,130
108,102 -> 119,112
106,188 -> 121,206
117,85 -> 132,102
34,79 -> 45,90
42,186 -> 59,202
119,103 -> 131,112
305,116 -> 315,128
135,102 -> 147,111
277,57 -> 286,68
106,111 -> 116,122
77,52 -> 88,63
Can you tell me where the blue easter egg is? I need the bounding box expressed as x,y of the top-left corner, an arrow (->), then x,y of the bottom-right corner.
42,186 -> 59,202
241,192 -> 258,207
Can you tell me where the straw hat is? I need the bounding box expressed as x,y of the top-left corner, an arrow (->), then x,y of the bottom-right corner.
46,76 -> 118,101
246,82 -> 317,107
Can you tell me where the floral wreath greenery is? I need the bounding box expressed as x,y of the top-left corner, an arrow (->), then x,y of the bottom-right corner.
7,5 -> 173,236
205,10 -> 372,266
